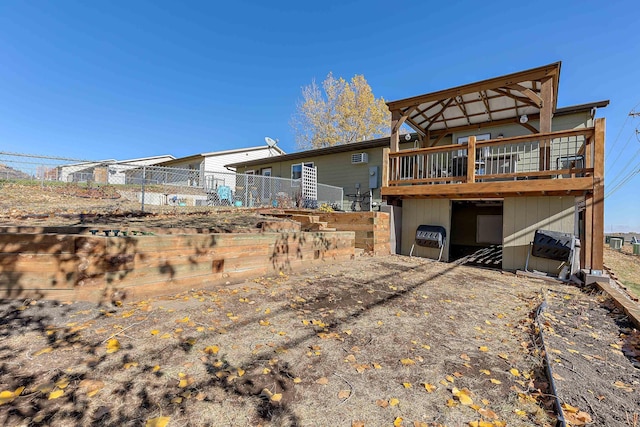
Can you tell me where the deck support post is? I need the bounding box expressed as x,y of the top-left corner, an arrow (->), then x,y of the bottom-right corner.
390,110 -> 401,153
591,118 -> 605,271
538,77 -> 554,172
466,135 -> 476,183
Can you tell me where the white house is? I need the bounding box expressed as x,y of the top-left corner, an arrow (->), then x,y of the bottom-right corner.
153,144 -> 286,189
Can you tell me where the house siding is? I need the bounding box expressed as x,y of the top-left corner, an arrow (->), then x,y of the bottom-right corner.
204,148 -> 277,173
502,196 -> 576,273
400,199 -> 451,261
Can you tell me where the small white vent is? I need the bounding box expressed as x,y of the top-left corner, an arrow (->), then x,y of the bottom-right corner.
351,153 -> 368,164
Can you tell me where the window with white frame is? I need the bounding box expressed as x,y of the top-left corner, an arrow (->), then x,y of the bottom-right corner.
291,162 -> 313,180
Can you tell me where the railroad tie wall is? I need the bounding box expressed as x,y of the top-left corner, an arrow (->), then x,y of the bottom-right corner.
0,231 -> 355,303
316,212 -> 390,255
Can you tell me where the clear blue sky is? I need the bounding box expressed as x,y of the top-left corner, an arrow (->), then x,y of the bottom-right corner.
1,1 -> 638,231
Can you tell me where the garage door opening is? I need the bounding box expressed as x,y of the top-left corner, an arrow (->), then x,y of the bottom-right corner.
450,200 -> 503,269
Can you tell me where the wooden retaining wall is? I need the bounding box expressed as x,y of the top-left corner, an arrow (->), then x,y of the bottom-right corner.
0,231 -> 354,303
316,212 -> 390,255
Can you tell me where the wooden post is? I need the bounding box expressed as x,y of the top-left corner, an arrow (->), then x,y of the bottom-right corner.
591,118 -> 606,271
390,110 -> 401,153
584,194 -> 593,270
539,77 -> 553,172
382,148 -> 389,188
466,135 -> 476,183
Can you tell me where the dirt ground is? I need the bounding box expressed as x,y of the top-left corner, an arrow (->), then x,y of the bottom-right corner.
0,256 -> 638,426
0,183 -> 275,232
0,183 -> 639,426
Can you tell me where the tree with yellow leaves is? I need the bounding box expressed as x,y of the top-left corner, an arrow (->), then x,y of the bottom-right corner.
291,73 -> 390,150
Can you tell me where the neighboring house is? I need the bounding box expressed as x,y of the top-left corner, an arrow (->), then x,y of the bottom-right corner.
226,135 -> 423,209
153,144 -> 285,188
57,155 -> 175,183
382,62 -> 607,275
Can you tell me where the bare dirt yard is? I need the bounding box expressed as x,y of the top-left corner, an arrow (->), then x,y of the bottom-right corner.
0,183 -> 639,426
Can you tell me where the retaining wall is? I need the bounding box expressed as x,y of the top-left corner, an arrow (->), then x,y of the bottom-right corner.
0,231 -> 355,303
316,212 -> 390,255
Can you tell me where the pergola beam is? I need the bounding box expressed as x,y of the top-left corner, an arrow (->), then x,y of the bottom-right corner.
387,62 -> 560,111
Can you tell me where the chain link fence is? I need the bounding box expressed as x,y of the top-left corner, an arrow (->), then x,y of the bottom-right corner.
0,151 -> 344,211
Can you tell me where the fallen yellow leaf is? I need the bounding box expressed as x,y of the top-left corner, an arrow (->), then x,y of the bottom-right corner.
452,387 -> 473,405
393,417 -> 403,427
271,393 -> 282,402
33,347 -> 53,357
402,382 -> 412,388
480,369 -> 491,375
204,345 -> 219,355
509,368 -> 520,377
490,378 -> 501,384
106,338 -> 120,353
479,346 -> 488,352
389,397 -> 399,406
48,389 -> 64,400
400,358 -> 415,366
146,416 -> 171,427
0,387 -> 22,405
423,383 -> 436,393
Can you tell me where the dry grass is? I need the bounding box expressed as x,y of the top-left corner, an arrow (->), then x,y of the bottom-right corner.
604,245 -> 640,299
0,255 -> 561,427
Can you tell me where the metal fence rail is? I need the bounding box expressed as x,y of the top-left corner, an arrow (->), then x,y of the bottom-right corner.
0,152 -> 344,211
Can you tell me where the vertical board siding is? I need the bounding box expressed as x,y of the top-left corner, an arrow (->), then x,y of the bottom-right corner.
401,199 -> 451,261
502,196 -> 576,273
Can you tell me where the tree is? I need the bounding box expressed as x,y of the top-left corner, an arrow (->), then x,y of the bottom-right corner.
291,73 -> 390,150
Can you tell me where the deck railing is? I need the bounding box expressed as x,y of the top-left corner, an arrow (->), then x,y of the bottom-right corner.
384,127 -> 595,187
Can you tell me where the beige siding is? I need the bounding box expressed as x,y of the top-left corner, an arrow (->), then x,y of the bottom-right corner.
236,141 -> 416,204
503,196 -> 576,273
453,112 -> 591,142
400,199 -> 451,261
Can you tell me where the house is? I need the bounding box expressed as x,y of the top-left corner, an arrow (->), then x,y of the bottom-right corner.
152,144 -> 286,189
381,62 -> 607,275
57,155 -> 175,184
231,62 -> 607,276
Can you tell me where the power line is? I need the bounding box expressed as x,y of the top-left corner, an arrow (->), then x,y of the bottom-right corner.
606,133 -> 640,189
605,168 -> 640,200
605,101 -> 640,171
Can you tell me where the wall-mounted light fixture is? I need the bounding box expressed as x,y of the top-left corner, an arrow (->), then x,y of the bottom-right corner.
519,114 -> 529,124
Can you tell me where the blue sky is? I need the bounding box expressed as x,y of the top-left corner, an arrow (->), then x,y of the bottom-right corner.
1,1 -> 639,231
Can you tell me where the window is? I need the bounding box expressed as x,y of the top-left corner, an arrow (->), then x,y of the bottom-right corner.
456,133 -> 491,157
291,162 -> 314,180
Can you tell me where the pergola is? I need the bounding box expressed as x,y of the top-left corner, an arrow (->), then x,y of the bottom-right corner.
387,62 -> 561,151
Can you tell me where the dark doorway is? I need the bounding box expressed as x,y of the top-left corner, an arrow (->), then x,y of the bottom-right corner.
450,200 -> 503,269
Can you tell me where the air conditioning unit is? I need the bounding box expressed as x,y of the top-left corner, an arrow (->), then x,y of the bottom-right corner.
351,153 -> 368,164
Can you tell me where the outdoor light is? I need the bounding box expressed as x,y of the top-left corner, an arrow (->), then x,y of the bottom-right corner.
519,114 -> 529,124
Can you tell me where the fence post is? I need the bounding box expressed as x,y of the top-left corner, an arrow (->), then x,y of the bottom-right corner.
141,165 -> 146,212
